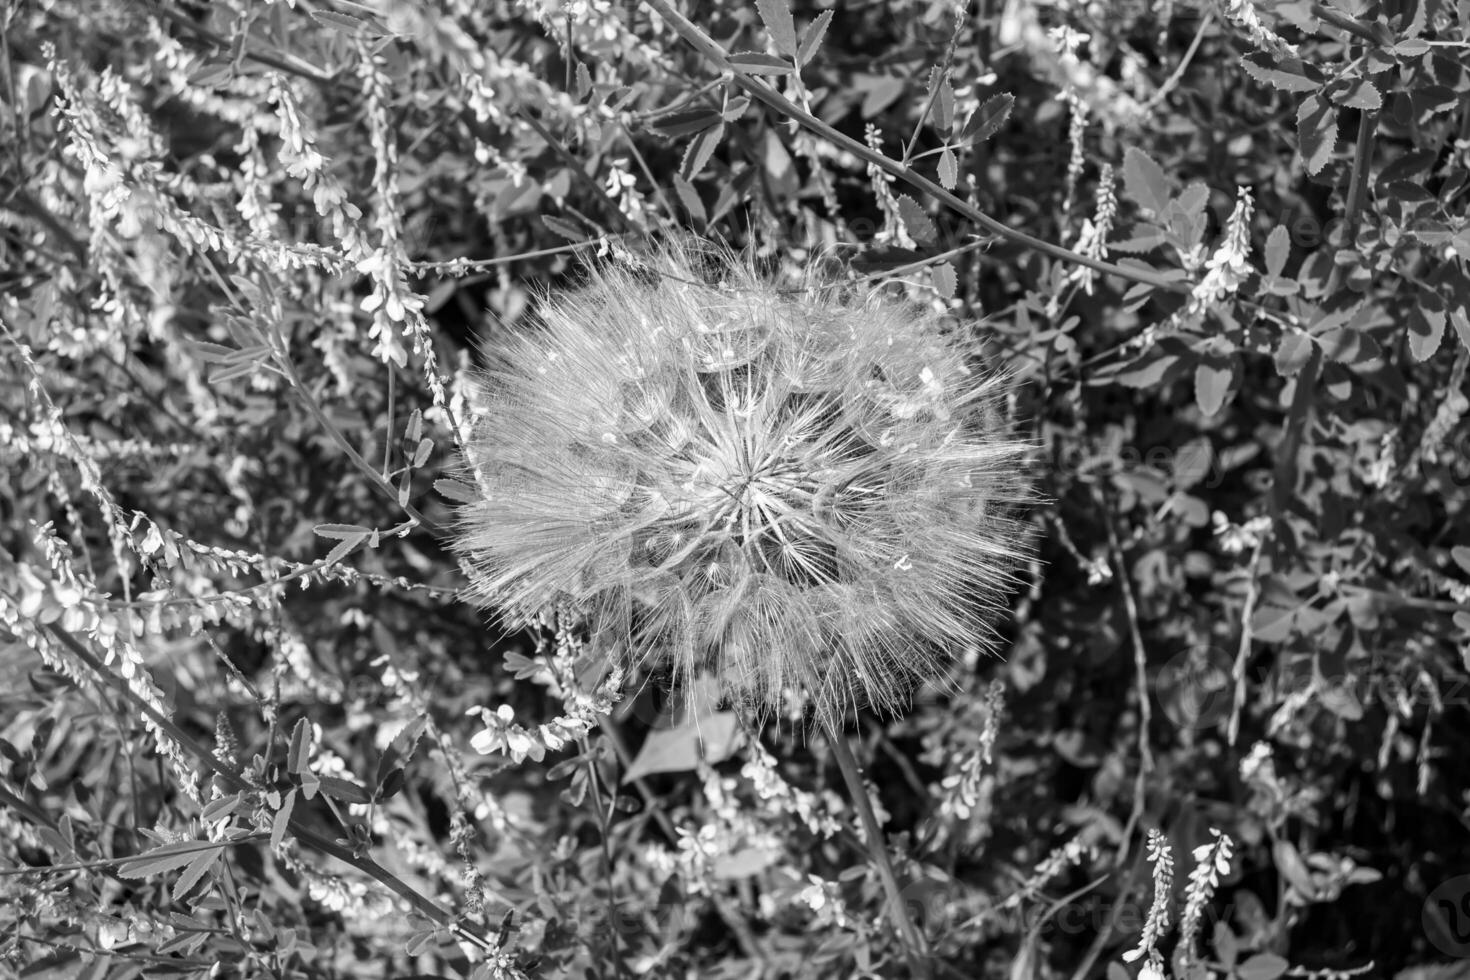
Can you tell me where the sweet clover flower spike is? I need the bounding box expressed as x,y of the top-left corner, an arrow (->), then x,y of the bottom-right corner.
454,240 -> 1034,727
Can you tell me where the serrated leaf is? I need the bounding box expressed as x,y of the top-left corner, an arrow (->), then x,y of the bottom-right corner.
434,478 -> 479,504
318,775 -> 372,805
172,848 -> 220,902
930,69 -> 955,132
200,793 -> 242,825
931,262 -> 957,299
118,841 -> 218,879
1298,94 -> 1340,176
1274,329 -> 1316,376
896,195 -> 937,245
938,147 -> 958,189
756,0 -> 798,58
1408,303 -> 1446,361
1123,147 -> 1171,215
1241,53 -> 1322,92
728,51 -> 793,75
323,534 -> 365,567
671,176 -> 704,226
797,9 -> 833,67
1332,78 -> 1382,111
960,93 -> 1013,143
311,10 -> 388,36
680,123 -> 724,182
651,108 -> 724,138
1264,225 -> 1291,278
721,96 -> 750,122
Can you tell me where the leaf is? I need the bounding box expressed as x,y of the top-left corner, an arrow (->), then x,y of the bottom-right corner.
756,0 -> 798,58
1332,78 -> 1382,111
931,262 -> 957,299
1273,839 -> 1318,898
541,214 -> 583,241
930,70 -> 955,132
200,793 -> 242,825
672,175 -> 707,225
1237,953 -> 1290,980
679,123 -> 724,182
728,51 -> 793,75
797,9 -> 833,67
1297,95 -> 1340,176
118,841 -> 219,879
1264,226 -> 1291,278
1453,546 -> 1470,575
622,711 -> 741,783
960,93 -> 1013,143
1195,359 -> 1236,416
434,478 -> 479,504
172,848 -> 220,902
324,532 -> 368,566
938,147 -> 958,190
288,718 -> 311,775
1274,329 -> 1316,376
188,60 -> 234,89
311,10 -> 389,36
1241,53 -> 1322,93
896,195 -> 937,245
270,791 -> 295,850
318,775 -> 373,805
1172,437 -> 1214,490
651,108 -> 724,138
1122,147 -> 1171,215
1408,303 -> 1447,361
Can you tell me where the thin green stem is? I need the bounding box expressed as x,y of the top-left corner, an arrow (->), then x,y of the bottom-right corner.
825,725 -> 932,979
581,741 -> 626,979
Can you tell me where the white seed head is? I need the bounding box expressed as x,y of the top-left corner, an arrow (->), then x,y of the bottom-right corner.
454,239 -> 1035,727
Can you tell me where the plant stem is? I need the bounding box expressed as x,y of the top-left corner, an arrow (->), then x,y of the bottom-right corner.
639,0 -> 1189,295
825,725 -> 932,979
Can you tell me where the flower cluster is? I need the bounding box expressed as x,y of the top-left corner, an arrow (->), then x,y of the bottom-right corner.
454,240 -> 1034,726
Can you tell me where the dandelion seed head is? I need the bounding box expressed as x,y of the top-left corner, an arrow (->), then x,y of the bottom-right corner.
454,239 -> 1035,727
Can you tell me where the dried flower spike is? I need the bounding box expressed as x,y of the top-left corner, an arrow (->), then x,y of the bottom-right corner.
454,239 -> 1034,726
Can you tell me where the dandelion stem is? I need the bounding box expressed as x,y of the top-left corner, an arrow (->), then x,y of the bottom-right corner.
825,726 -> 932,979
580,741 -> 626,979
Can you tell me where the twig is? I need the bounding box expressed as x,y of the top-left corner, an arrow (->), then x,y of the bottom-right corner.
639,0 -> 1190,294
1227,535 -> 1269,746
1342,109 -> 1378,236
1100,498 -> 1154,866
1140,11 -> 1213,113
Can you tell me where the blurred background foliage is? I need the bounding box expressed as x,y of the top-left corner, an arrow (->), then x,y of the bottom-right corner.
2,0 -> 1470,978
